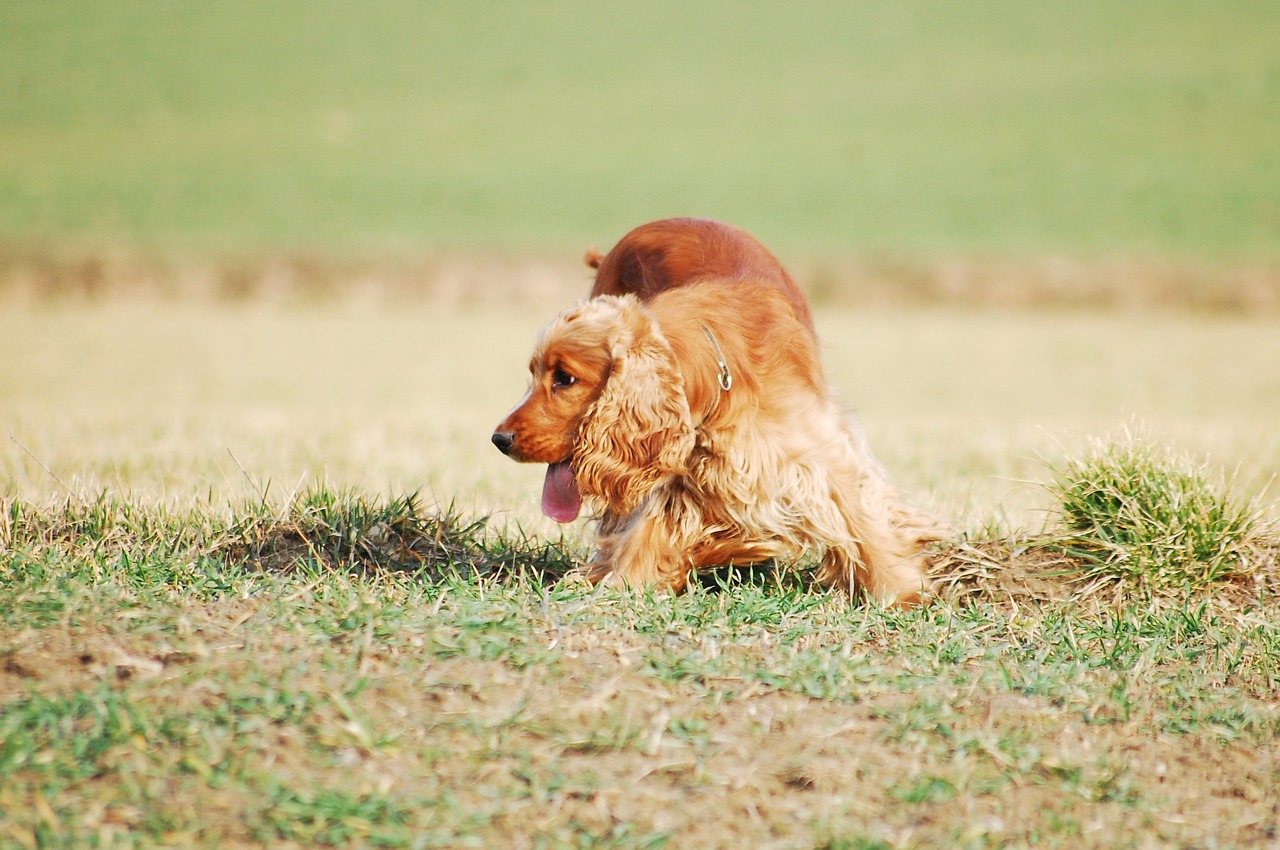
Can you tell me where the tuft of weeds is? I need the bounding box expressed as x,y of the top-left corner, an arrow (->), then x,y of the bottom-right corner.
1043,427 -> 1276,593
2,489 -> 578,592
215,488 -> 578,582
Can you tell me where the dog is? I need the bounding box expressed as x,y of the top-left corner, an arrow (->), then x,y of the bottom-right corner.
492,225 -> 935,605
585,217 -> 815,333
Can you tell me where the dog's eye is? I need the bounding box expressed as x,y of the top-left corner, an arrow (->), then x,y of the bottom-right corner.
551,367 -> 576,389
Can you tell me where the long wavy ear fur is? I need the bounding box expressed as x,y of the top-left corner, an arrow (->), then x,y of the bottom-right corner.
574,300 -> 694,515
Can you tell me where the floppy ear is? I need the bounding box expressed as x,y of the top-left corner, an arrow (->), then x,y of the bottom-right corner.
573,303 -> 694,515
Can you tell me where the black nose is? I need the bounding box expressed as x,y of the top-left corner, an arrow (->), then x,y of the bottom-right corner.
491,431 -> 515,455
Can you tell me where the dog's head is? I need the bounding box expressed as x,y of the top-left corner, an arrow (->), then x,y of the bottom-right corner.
492,296 -> 695,522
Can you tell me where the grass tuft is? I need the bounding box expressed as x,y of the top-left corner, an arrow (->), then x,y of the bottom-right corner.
1043,426 -> 1275,592
214,489 -> 576,581
1,489 -> 578,592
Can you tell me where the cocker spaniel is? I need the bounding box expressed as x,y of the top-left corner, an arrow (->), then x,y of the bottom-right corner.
492,221 -> 935,606
585,216 -> 814,332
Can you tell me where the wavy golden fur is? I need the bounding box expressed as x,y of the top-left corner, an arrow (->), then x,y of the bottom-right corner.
493,269 -> 937,606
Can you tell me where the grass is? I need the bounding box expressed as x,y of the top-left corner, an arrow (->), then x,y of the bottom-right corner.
1,474 -> 1278,848
1047,425 -> 1274,590
2,1 -> 1278,259
2,299 -> 1280,847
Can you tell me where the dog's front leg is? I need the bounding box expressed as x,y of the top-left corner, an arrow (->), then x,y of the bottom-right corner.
585,493 -> 696,592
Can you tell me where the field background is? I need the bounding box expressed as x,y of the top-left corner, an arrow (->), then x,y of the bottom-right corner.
4,303 -> 1280,535
3,3 -> 1280,849
2,0 -> 1279,261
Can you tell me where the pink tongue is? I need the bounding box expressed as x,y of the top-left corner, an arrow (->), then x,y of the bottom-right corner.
541,461 -> 582,523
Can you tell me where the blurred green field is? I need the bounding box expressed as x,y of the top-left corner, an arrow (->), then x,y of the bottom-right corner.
2,0 -> 1278,259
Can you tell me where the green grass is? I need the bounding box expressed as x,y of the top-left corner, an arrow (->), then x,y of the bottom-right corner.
2,0 -> 1278,259
1047,425 -> 1273,590
1,474 -> 1278,849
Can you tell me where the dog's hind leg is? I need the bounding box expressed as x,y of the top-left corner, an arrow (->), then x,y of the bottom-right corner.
814,498 -> 932,606
808,426 -> 934,607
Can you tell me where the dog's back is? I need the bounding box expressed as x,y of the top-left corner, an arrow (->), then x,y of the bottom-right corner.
586,218 -> 814,333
